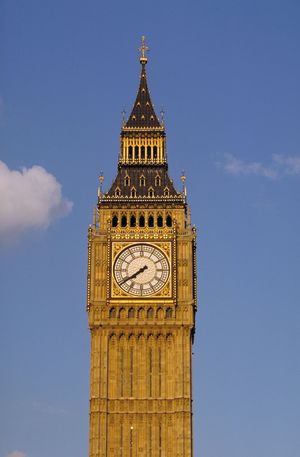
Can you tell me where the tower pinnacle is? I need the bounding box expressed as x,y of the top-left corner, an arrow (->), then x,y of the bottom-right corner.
139,35 -> 149,65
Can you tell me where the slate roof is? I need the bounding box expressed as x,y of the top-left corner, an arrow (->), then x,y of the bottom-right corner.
124,64 -> 161,129
106,166 -> 180,198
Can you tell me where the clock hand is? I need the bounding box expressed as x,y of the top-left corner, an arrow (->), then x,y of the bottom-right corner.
119,265 -> 148,285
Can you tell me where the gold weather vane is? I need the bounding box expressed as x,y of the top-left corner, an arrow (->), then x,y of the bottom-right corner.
139,35 -> 149,65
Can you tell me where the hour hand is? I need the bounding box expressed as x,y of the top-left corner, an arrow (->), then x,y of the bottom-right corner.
119,265 -> 148,285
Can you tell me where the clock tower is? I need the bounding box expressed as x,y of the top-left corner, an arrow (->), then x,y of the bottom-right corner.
87,38 -> 197,457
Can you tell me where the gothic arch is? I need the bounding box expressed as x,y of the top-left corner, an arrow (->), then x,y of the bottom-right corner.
138,307 -> 145,319
109,307 -> 116,318
157,307 -> 164,320
119,308 -> 126,319
147,307 -> 154,319
128,307 -> 135,318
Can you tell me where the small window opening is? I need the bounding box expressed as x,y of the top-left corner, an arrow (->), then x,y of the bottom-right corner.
121,215 -> 127,227
166,215 -> 172,227
115,188 -> 121,197
164,187 -> 169,196
140,176 -> 145,186
155,175 -> 161,186
153,146 -> 158,159
141,146 -> 145,160
124,176 -> 130,186
148,215 -> 154,227
112,215 -> 118,227
131,188 -> 136,198
147,146 -> 151,160
139,215 -> 145,227
148,188 -> 154,198
130,215 -> 136,227
128,146 -> 133,160
157,215 -> 163,227
135,146 -> 139,160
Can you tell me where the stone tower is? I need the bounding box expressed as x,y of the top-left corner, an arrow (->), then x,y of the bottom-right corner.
87,37 -> 197,457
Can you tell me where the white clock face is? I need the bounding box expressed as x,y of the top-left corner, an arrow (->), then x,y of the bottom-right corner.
114,243 -> 169,296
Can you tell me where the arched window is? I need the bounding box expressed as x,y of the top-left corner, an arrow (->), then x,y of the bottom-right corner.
131,188 -> 136,198
166,308 -> 173,319
148,215 -> 154,227
128,146 -> 133,160
141,146 -> 145,160
148,188 -> 154,197
153,146 -> 158,159
112,215 -> 118,227
164,187 -> 169,196
140,175 -> 145,186
130,215 -> 136,227
157,215 -> 163,227
147,146 -> 151,160
124,175 -> 130,186
134,146 -> 139,160
147,308 -> 154,319
166,215 -> 172,227
115,188 -> 121,197
121,215 -> 127,227
139,215 -> 145,227
109,308 -> 116,318
128,308 -> 135,318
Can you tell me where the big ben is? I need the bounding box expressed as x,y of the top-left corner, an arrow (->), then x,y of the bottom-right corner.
87,37 -> 197,457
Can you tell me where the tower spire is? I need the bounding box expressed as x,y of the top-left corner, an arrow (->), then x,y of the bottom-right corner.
124,37 -> 161,129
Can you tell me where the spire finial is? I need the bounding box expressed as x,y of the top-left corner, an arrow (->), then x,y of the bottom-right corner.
98,171 -> 104,198
139,35 -> 149,65
121,109 -> 126,126
181,170 -> 187,197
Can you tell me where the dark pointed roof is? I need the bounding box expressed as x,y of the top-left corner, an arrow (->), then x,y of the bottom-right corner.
124,64 -> 161,129
106,166 -> 180,198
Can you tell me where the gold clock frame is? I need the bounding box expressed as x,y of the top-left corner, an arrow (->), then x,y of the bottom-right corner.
109,240 -> 174,300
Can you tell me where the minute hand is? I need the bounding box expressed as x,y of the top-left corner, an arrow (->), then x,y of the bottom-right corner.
119,265 -> 148,285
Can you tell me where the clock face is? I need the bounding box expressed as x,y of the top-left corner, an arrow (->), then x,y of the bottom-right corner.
113,243 -> 170,296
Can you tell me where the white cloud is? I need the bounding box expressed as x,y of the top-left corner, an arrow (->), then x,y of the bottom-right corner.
222,154 -> 278,179
221,153 -> 300,179
5,452 -> 27,457
0,161 -> 73,242
273,154 -> 300,175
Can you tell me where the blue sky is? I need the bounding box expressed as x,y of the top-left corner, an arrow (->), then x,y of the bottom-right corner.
1,1 -> 300,456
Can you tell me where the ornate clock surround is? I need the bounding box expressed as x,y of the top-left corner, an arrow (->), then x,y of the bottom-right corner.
109,236 -> 176,300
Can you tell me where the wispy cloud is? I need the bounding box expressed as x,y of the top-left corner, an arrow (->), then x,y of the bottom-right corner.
220,153 -> 300,179
5,452 -> 27,457
0,161 -> 73,243
273,154 -> 300,175
33,400 -> 68,416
